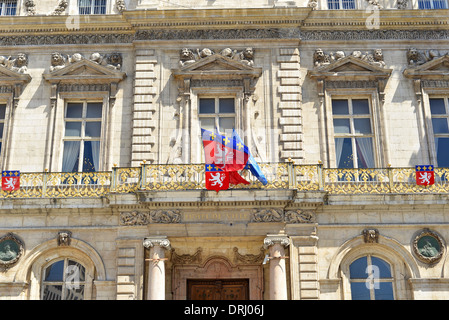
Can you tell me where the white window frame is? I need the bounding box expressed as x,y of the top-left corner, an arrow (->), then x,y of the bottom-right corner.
62,100 -> 104,173
422,91 -> 449,167
327,0 -> 356,9
78,0 -> 107,15
0,96 -> 13,171
198,96 -> 237,136
191,88 -> 244,164
325,90 -> 383,169
331,96 -> 377,169
51,91 -> 111,173
0,0 -> 17,16
417,0 -> 448,9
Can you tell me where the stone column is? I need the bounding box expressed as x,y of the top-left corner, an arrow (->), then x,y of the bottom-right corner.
143,236 -> 171,300
264,234 -> 290,300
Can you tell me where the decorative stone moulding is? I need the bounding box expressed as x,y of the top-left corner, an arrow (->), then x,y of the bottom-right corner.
404,49 -> 449,102
48,52 -> 123,73
0,53 -> 31,107
312,48 -> 387,69
43,52 -> 126,106
173,47 -> 262,101
412,229 -> 445,265
0,233 -> 24,270
405,48 -> 449,67
119,210 -> 181,225
308,48 -> 392,104
0,53 -> 29,75
171,247 -> 203,265
251,208 -> 316,223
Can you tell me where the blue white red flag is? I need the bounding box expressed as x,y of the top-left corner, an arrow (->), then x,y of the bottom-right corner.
231,129 -> 268,185
201,128 -> 249,172
2,171 -> 20,191
201,128 -> 250,189
415,165 -> 434,186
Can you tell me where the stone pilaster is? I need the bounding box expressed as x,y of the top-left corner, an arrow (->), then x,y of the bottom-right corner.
264,234 -> 290,300
290,235 -> 320,300
116,239 -> 145,300
131,49 -> 158,167
277,47 -> 303,163
143,236 -> 171,300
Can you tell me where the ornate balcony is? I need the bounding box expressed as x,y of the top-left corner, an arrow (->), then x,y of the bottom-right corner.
0,164 -> 448,199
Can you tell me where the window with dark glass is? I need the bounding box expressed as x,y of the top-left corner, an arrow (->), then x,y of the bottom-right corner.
332,98 -> 375,169
62,101 -> 102,172
78,0 -> 107,14
430,98 -> 449,167
0,0 -> 17,16
199,97 -> 235,135
349,255 -> 394,300
42,259 -> 86,300
327,0 -> 355,9
418,0 -> 447,9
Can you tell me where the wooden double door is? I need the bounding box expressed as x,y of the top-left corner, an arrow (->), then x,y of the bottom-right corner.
187,279 -> 249,300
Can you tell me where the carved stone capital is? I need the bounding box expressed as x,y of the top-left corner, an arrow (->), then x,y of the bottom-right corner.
263,235 -> 290,249
143,237 -> 171,251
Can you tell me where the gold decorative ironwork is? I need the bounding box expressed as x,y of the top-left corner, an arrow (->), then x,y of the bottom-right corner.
1,165 -> 449,199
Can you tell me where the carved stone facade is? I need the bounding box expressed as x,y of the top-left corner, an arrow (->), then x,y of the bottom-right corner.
1,1 -> 449,303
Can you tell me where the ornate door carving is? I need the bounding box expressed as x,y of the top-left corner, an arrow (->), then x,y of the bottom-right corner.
187,279 -> 249,300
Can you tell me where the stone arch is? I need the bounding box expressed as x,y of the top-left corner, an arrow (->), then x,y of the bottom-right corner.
172,255 -> 263,300
326,233 -> 419,300
15,237 -> 107,299
327,233 -> 420,280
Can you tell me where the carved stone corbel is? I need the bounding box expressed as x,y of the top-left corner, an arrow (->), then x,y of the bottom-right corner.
57,230 -> 72,246
362,228 -> 379,243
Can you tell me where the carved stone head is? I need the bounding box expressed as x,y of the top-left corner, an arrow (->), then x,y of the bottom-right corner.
57,230 -> 72,246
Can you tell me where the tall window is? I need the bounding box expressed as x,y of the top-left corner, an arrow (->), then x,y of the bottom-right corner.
332,98 -> 375,168
418,0 -> 447,8
78,0 -> 107,14
0,0 -> 17,16
327,0 -> 355,9
0,104 -> 5,157
349,255 -> 394,300
62,101 -> 102,172
198,97 -> 235,135
42,259 -> 86,300
430,97 -> 449,167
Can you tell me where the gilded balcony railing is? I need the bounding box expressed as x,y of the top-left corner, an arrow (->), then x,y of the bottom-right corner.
0,164 -> 448,199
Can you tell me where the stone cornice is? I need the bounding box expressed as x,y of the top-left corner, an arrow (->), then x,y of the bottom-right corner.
302,9 -> 449,31
0,8 -> 447,40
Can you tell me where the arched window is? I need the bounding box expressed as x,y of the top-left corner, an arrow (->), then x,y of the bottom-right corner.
349,255 -> 394,300
41,258 -> 86,300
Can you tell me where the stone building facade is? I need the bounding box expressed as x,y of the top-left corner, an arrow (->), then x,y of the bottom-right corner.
1,0 -> 449,300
